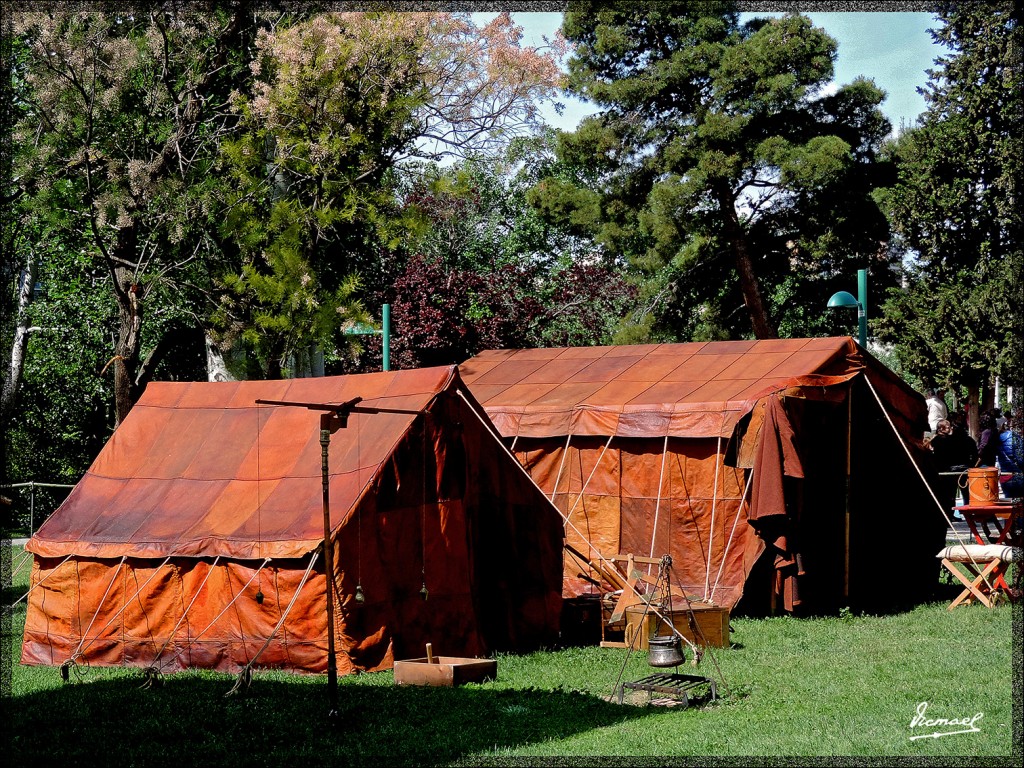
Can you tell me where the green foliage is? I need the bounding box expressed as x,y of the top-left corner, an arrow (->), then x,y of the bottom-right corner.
214,12 -> 564,378
4,240 -> 116,524
877,2 -> 1021,393
10,7 -> 265,423
534,4 -> 897,342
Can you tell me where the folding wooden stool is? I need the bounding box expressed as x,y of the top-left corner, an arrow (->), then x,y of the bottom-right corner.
937,544 -> 1020,610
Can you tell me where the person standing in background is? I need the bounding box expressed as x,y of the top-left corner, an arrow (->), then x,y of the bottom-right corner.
929,419 -> 977,511
996,415 -> 1022,498
932,415 -> 978,507
925,388 -> 948,435
977,411 -> 998,467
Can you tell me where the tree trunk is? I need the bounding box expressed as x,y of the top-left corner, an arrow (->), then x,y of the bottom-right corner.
966,384 -> 980,441
2,251 -> 38,426
717,187 -> 778,339
205,332 -> 235,382
112,267 -> 143,427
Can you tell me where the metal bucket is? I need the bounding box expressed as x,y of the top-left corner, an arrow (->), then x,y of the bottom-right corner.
647,634 -> 684,668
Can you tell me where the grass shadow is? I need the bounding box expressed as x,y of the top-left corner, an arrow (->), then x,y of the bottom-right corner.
7,669 -> 666,767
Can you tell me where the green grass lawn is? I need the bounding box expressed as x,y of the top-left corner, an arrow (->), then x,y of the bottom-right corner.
4,544 -> 1020,765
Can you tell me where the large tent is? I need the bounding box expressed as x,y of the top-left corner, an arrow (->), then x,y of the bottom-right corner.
21,366 -> 564,676
460,337 -> 945,615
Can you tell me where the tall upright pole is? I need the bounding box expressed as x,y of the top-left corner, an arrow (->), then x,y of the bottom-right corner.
382,303 -> 391,372
856,269 -> 868,349
319,415 -> 339,718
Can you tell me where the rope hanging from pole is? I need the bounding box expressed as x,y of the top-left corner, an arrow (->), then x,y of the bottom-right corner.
420,413 -> 429,601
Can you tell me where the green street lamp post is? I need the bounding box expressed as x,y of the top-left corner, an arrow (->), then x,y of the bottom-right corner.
342,303 -> 391,371
827,269 -> 868,348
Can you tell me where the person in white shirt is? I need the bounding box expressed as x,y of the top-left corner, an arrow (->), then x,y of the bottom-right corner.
925,388 -> 948,435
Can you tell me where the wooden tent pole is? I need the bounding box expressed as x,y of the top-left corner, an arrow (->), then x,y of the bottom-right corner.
320,416 -> 340,719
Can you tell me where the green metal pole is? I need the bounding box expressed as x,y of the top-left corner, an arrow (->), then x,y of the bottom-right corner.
856,269 -> 867,348
382,303 -> 391,372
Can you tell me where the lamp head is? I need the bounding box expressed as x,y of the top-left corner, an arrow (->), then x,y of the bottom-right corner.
827,291 -> 861,309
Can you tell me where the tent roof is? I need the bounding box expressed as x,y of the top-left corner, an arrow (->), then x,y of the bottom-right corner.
460,337 -> 921,439
28,366 -> 462,561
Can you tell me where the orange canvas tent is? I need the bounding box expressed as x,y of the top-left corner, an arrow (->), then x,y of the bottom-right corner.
461,338 -> 945,615
21,366 -> 563,676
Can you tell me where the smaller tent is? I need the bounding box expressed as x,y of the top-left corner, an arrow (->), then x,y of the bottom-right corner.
21,366 -> 563,676
461,338 -> 945,615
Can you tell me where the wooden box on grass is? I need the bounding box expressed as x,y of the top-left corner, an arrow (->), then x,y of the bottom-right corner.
393,656 -> 497,687
602,603 -> 730,649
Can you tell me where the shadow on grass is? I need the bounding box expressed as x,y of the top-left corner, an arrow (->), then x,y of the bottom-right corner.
7,670 -> 665,767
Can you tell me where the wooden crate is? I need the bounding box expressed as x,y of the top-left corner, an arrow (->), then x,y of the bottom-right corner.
622,604 -> 730,649
393,656 -> 497,687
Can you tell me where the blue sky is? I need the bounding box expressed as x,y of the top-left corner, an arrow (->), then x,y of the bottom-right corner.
488,11 -> 943,136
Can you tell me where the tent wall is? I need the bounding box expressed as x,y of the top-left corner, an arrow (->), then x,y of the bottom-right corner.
847,379 -> 946,611
514,435 -> 763,608
22,556 -> 326,674
331,393 -> 562,672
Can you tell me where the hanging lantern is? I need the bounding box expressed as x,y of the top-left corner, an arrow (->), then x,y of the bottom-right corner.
355,584 -> 365,604
419,582 -> 429,601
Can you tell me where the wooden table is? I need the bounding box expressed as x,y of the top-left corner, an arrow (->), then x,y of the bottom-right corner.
950,503 -> 1020,597
953,503 -> 1021,547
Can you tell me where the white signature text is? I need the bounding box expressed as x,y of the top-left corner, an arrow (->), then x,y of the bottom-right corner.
909,701 -> 983,740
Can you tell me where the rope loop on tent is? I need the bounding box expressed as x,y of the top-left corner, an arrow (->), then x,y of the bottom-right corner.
59,653 -> 91,683
140,665 -> 165,690
225,552 -> 319,697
